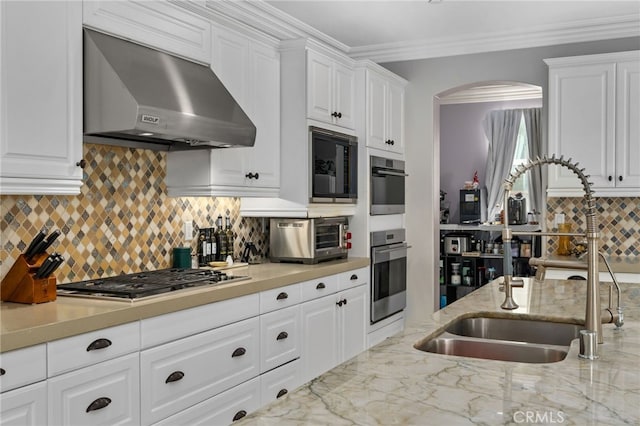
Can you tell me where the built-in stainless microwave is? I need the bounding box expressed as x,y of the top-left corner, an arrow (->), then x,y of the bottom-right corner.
310,127 -> 358,203
270,217 -> 350,264
370,156 -> 407,215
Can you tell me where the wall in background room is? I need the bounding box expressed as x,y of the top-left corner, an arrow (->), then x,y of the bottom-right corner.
1,143 -> 269,283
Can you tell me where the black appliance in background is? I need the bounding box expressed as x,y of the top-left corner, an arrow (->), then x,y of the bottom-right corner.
370,156 -> 407,215
508,194 -> 527,225
459,188 -> 485,224
370,229 -> 407,323
310,126 -> 358,203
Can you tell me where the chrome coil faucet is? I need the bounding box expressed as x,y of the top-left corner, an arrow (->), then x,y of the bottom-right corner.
499,155 -> 623,358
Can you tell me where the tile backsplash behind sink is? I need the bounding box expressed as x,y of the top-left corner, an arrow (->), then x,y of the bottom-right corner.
0,143 -> 269,283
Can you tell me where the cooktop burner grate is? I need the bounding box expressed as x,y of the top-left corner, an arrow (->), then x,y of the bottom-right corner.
56,268 -> 250,300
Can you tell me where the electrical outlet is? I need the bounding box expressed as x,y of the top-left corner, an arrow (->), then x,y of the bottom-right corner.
554,213 -> 565,228
184,221 -> 193,241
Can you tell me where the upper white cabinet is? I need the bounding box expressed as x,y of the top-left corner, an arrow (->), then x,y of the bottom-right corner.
82,0 -> 212,64
0,1 -> 83,195
546,51 -> 640,197
357,61 -> 407,154
166,27 -> 280,197
307,50 -> 355,130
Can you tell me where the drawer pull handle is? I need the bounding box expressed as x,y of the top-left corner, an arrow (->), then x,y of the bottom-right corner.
0,368 -> 5,376
86,397 -> 111,413
350,274 -> 358,280
232,347 -> 246,358
276,292 -> 288,300
277,388 -> 288,398
233,410 -> 247,421
276,331 -> 288,341
316,282 -> 326,290
86,338 -> 112,352
165,371 -> 185,383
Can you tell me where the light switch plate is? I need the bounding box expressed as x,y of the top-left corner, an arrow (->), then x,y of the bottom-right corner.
184,221 -> 193,241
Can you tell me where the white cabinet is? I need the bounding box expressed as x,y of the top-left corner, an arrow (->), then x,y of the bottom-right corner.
48,353 -> 140,426
307,50 -> 355,130
260,359 -> 302,406
300,282 -> 367,385
82,0 -> 211,64
546,51 -> 640,196
0,344 -> 46,393
140,317 -> 260,425
0,1 -> 83,195
0,382 -> 47,426
357,61 -> 407,154
260,306 -> 301,373
166,27 -> 280,197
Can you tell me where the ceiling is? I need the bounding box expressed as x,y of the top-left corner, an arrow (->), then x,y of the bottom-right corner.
262,0 -> 640,62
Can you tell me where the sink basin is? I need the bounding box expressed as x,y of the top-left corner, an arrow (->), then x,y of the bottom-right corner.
415,316 -> 583,363
415,336 -> 569,363
445,317 -> 583,346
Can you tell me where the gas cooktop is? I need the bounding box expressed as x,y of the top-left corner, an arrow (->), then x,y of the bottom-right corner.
56,268 -> 250,301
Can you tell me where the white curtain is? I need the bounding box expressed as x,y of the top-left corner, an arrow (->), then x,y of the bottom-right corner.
523,108 -> 543,215
483,109 -> 522,221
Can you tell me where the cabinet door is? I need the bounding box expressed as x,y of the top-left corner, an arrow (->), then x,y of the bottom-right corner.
616,60 -> 640,189
48,353 -> 140,426
307,50 -> 333,124
260,305 -> 301,373
338,285 -> 368,362
366,72 -> 388,150
0,382 -> 47,426
548,63 -> 616,191
260,359 -> 302,406
300,295 -> 338,385
0,1 -> 83,195
387,81 -> 405,154
333,62 -> 355,129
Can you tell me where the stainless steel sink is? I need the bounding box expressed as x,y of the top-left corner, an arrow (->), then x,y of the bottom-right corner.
414,316 -> 584,363
415,336 -> 569,363
445,317 -> 583,346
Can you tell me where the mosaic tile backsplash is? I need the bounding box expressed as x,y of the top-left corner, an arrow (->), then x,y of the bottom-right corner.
546,196 -> 639,257
1,144 -> 269,283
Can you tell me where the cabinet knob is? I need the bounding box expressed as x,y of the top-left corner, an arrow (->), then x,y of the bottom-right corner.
276,331 -> 289,341
336,300 -> 343,307
342,298 -> 348,305
316,282 -> 326,290
390,140 -> 395,145
350,274 -> 358,281
86,338 -> 112,352
331,111 -> 342,118
0,368 -> 5,376
232,347 -> 246,358
619,176 -> 623,182
245,172 -> 260,180
86,397 -> 112,413
165,371 -> 185,383
609,176 -> 613,182
76,159 -> 87,169
276,388 -> 288,398
276,292 -> 288,300
233,410 -> 247,422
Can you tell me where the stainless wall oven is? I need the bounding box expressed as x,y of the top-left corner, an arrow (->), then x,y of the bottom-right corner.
370,229 -> 407,323
310,127 -> 358,203
370,156 -> 406,215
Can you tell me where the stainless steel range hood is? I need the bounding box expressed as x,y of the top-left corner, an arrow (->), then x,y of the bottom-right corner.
83,28 -> 255,151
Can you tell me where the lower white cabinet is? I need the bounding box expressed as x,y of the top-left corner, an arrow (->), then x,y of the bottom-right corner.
0,344 -> 46,393
47,353 -> 140,426
260,305 -> 301,373
260,359 -> 302,406
300,283 -> 368,384
0,381 -> 47,426
154,376 -> 261,426
140,317 -> 260,425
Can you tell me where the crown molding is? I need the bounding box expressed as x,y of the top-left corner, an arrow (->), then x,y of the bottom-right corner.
438,84 -> 542,105
350,14 -> 640,63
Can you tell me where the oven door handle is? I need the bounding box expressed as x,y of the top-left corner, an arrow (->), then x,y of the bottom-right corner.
372,243 -> 409,263
373,169 -> 408,177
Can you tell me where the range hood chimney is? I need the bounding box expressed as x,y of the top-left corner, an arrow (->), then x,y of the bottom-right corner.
83,28 -> 256,151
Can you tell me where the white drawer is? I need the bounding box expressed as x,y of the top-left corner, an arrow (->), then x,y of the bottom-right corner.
260,305 -> 301,373
338,267 -> 368,291
140,317 -> 260,425
47,322 -> 140,377
154,376 -> 261,426
141,293 -> 259,349
0,344 -> 46,393
260,359 -> 302,406
260,283 -> 301,313
0,381 -> 47,425
48,353 -> 140,426
300,274 -> 338,301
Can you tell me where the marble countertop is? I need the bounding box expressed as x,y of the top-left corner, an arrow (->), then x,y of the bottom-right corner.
240,278 -> 640,425
0,258 -> 369,352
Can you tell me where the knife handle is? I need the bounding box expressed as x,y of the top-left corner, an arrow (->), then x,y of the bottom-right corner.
24,227 -> 48,259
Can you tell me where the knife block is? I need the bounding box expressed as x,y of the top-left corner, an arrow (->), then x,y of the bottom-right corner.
1,253 -> 57,304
